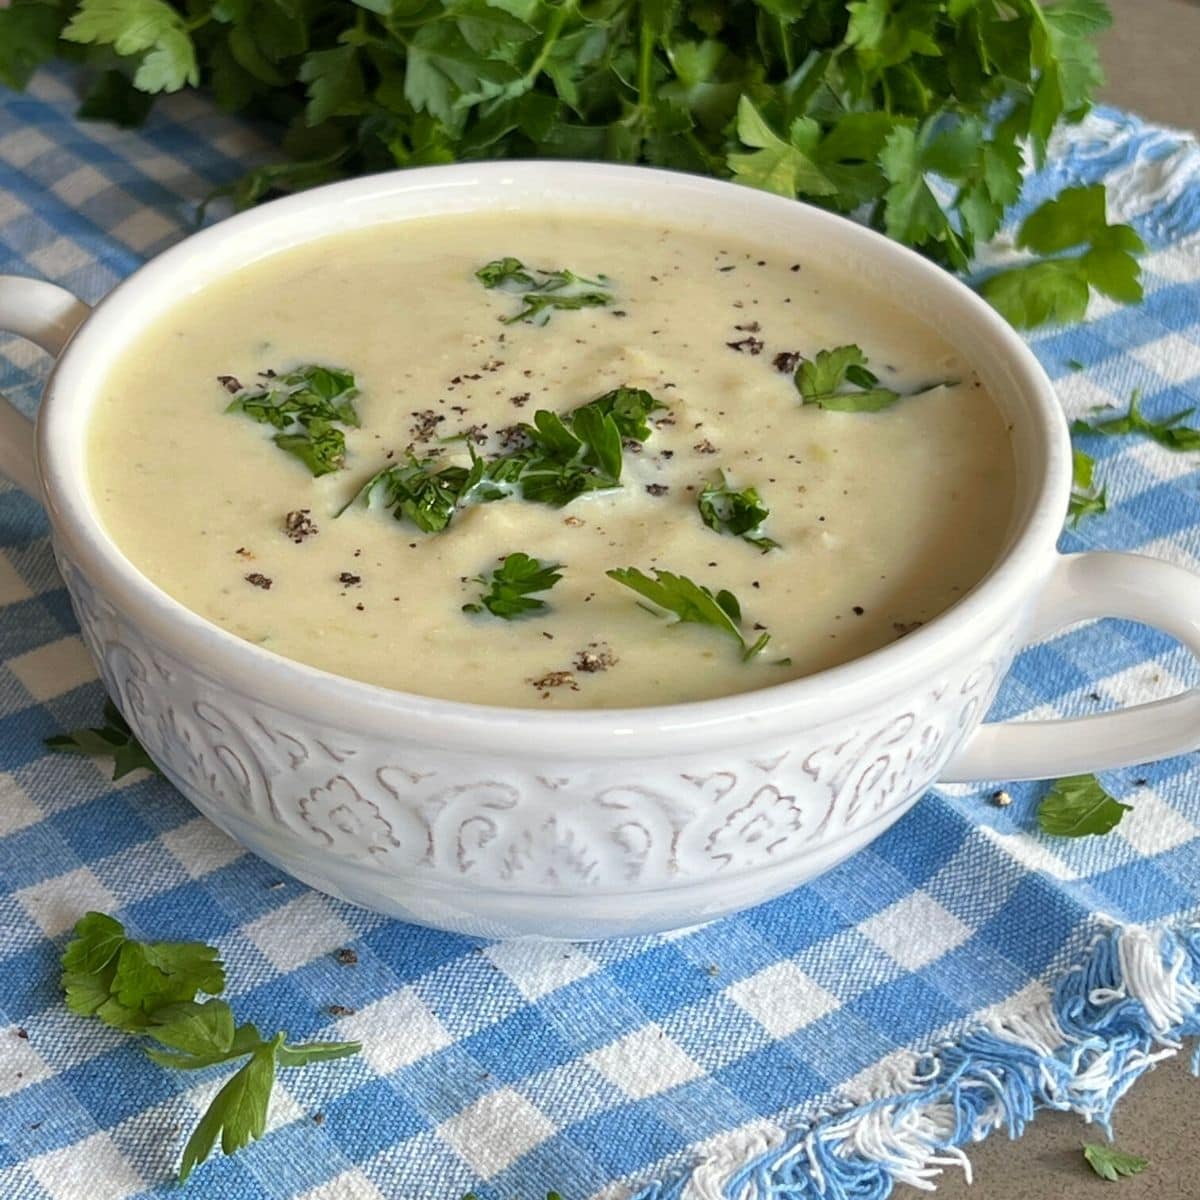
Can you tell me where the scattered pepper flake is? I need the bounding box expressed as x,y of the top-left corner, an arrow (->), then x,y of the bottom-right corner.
283,509 -> 317,543
529,671 -> 579,699
574,643 -> 617,673
216,374 -> 242,394
245,573 -> 272,590
334,948 -> 358,966
409,410 -> 445,442
726,336 -> 764,355
645,483 -> 669,497
772,350 -> 801,373
694,438 -> 717,455
892,620 -> 923,636
338,572 -> 362,586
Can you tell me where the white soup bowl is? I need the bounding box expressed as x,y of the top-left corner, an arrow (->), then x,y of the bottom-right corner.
2,163 -> 1199,939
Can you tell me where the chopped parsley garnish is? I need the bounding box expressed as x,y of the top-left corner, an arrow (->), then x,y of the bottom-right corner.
1083,1143 -> 1149,1182
476,257 -> 613,325
45,699 -> 162,780
1071,389 -> 1200,452
224,365 -> 360,476
793,345 -> 954,413
509,387 -> 663,506
341,387 -> 665,532
1067,448 -> 1107,528
1037,774 -> 1131,838
606,566 -> 771,661
698,472 -> 779,552
61,911 -> 359,1181
339,451 -> 500,534
463,553 -> 564,619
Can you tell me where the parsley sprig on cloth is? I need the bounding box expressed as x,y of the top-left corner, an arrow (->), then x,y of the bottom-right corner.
61,911 -> 360,1182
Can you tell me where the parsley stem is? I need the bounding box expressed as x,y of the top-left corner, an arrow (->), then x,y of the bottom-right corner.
637,16 -> 654,117
778,17 -> 794,75
523,2 -> 571,87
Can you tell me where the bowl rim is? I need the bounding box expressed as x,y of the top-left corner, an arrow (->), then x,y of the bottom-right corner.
36,160 -> 1071,753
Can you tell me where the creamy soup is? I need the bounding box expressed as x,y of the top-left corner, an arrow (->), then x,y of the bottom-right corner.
87,212 -> 1015,708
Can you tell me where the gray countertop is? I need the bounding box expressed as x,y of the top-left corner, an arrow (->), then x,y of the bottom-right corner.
903,3 -> 1200,1194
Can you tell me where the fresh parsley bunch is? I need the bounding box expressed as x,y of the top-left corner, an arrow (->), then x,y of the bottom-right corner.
0,0 -> 1133,327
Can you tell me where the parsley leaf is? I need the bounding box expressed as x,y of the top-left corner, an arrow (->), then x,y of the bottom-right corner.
1067,448 -> 1107,528
1037,774 -> 1131,837
476,258 -> 613,325
145,1000 -> 237,1063
60,912 -> 360,1182
980,186 -> 1145,329
61,0 -> 199,93
1083,1143 -> 1149,1182
698,472 -> 779,552
225,365 -> 360,477
1071,390 -> 1200,452
606,566 -> 771,661
342,451 -> 495,534
45,699 -> 162,780
727,97 -> 837,200
463,553 -> 564,619
793,345 -> 953,412
60,912 -> 225,1030
180,1038 -> 278,1182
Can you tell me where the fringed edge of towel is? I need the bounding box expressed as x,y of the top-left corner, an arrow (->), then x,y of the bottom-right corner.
622,922 -> 1200,1200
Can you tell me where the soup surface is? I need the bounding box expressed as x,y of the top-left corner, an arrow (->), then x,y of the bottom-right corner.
87,211 -> 1016,708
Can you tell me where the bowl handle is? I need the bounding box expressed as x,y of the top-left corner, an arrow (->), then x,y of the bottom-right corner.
942,551 -> 1200,782
0,277 -> 92,497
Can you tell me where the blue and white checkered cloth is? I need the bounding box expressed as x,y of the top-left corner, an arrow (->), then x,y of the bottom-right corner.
1,68 -> 1198,1200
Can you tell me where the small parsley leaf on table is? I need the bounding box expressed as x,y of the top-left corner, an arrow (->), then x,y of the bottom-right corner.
463,553 -> 564,619
606,567 -> 771,662
44,699 -> 161,780
59,912 -> 360,1181
980,186 -> 1145,330
1083,1143 -> 1149,1182
1067,448 -> 1107,528
225,365 -> 360,477
698,472 -> 779,552
60,912 -> 224,1030
794,345 -> 954,413
180,1038 -> 278,1181
1072,390 -> 1200,453
1037,774 -> 1131,838
476,257 -> 613,325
